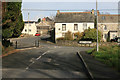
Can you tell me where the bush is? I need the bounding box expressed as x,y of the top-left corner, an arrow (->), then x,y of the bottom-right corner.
74,32 -> 83,40
64,31 -> 73,41
57,37 -> 65,41
81,28 -> 101,42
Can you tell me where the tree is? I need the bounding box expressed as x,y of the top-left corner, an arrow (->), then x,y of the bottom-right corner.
37,18 -> 41,22
81,28 -> 101,42
2,2 -> 24,39
2,2 -> 24,46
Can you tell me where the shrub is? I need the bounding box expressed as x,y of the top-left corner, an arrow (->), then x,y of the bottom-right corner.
81,28 -> 101,42
74,32 -> 83,40
64,31 -> 73,41
57,37 -> 65,41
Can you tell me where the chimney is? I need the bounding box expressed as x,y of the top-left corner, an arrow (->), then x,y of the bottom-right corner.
91,9 -> 94,14
57,10 -> 60,14
42,17 -> 46,21
97,10 -> 99,15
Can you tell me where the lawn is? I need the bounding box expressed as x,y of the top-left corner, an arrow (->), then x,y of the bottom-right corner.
87,43 -> 120,72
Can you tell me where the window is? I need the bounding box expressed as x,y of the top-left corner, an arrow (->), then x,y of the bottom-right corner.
74,24 -> 78,31
37,27 -> 40,29
83,23 -> 87,30
113,34 -> 116,39
29,29 -> 31,32
25,29 -> 27,32
104,25 -> 107,30
104,34 -> 108,39
62,33 -> 65,37
102,16 -> 105,20
62,24 -> 66,31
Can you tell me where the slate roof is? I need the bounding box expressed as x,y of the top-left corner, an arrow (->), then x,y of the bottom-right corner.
98,14 -> 119,23
55,12 -> 95,23
36,21 -> 50,27
45,17 -> 53,21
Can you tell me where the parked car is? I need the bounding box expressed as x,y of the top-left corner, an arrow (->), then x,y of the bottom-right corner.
35,33 -> 40,36
20,34 -> 24,37
111,37 -> 120,43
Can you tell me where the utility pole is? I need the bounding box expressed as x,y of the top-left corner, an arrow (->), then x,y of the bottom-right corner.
28,12 -> 29,35
96,0 -> 99,52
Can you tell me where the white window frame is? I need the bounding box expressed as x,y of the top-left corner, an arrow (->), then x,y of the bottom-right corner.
62,24 -> 66,31
83,23 -> 87,30
74,24 -> 78,31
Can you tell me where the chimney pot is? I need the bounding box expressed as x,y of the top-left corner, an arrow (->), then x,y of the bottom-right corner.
57,10 -> 60,14
92,9 -> 94,14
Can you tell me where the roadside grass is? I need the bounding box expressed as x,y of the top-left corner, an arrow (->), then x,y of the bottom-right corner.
2,46 -> 15,55
87,44 -> 120,72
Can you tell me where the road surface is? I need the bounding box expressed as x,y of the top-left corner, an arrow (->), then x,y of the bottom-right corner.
2,36 -> 92,79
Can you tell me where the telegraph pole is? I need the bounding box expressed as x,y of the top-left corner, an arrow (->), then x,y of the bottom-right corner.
28,12 -> 29,35
96,0 -> 99,52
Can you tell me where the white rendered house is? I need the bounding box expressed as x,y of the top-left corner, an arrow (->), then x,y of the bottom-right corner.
22,21 -> 37,36
55,10 -> 95,40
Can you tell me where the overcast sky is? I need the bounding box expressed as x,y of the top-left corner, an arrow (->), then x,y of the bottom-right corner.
21,1 -> 119,21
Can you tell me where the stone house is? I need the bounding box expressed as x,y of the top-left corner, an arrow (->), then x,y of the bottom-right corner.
98,14 -> 119,42
54,10 -> 95,40
36,17 -> 54,35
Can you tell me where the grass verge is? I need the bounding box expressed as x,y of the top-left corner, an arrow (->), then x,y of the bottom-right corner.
87,44 -> 120,72
2,46 -> 15,55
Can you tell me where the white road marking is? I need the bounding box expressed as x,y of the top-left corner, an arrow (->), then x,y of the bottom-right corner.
36,56 -> 41,60
25,50 -> 52,70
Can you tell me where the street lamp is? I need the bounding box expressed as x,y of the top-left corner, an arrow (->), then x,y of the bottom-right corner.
96,0 -> 99,52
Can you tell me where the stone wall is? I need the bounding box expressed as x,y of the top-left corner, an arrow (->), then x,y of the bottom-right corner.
56,40 -> 96,47
55,40 -> 118,47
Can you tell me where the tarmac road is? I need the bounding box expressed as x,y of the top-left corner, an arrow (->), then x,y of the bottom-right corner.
2,36 -> 92,79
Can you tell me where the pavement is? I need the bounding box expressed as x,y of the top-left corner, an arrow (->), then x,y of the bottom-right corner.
79,51 -> 120,80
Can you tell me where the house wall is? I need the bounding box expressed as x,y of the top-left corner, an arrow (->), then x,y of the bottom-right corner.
98,23 -> 118,42
110,32 -> 118,40
55,23 -> 94,40
22,22 -> 37,36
